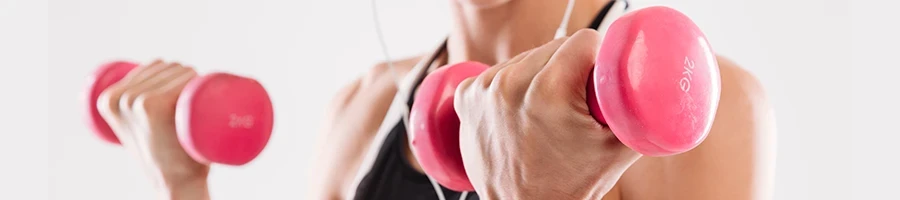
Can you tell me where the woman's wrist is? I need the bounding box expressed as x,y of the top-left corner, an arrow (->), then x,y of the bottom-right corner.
158,176 -> 210,200
476,172 -> 616,200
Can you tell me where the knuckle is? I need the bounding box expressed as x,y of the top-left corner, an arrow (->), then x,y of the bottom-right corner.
149,58 -> 165,64
133,94 -> 157,116
572,28 -> 597,38
456,77 -> 476,93
454,78 -> 477,114
491,69 -> 520,106
142,59 -> 165,69
489,67 -> 513,91
475,72 -> 494,89
97,88 -> 124,115
160,62 -> 177,71
160,61 -> 176,67
182,66 -> 198,76
474,65 -> 505,89
569,29 -> 601,49
135,92 -> 173,119
118,90 -> 140,111
542,37 -> 568,49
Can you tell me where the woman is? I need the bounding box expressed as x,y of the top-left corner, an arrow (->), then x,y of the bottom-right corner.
97,0 -> 776,199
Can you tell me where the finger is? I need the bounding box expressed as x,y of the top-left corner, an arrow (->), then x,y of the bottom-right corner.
136,67 -> 198,123
477,47 -> 534,87
97,85 -> 127,125
517,37 -> 569,68
490,37 -> 568,103
476,38 -> 565,89
128,60 -> 178,86
496,37 -> 568,88
133,63 -> 190,100
119,63 -> 187,123
118,59 -> 168,85
113,62 -> 185,150
157,66 -> 198,93
531,29 -> 602,101
119,59 -> 163,79
129,67 -> 195,149
499,47 -> 535,67
99,60 -> 174,119
453,76 -> 477,118
451,47 -> 537,119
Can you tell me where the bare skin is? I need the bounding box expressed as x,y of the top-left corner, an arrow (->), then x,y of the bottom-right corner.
309,57 -> 422,199
314,46 -> 775,200
97,61 -> 210,200
99,0 -> 775,199
314,0 -> 776,199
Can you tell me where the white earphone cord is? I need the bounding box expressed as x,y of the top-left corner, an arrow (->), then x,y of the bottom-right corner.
370,0 -> 574,199
556,0 -> 577,39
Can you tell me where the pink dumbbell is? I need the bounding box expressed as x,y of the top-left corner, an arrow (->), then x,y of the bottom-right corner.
410,6 -> 722,191
86,61 -> 274,165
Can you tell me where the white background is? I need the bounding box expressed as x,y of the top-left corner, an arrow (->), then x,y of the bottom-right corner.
1,0 -> 897,199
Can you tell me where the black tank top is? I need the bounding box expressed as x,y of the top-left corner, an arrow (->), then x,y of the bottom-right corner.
353,2 -> 625,199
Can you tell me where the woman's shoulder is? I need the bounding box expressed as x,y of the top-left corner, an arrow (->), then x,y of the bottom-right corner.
311,55 -> 426,199
327,55 -> 424,115
616,55 -> 776,200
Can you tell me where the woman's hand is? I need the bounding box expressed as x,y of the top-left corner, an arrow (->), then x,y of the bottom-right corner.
454,30 -> 642,200
97,59 -> 210,200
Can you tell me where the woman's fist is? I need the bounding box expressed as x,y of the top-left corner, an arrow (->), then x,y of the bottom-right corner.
96,59 -> 209,195
454,30 -> 641,200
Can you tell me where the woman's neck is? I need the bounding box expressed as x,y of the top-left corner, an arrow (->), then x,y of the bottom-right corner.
446,0 -> 611,65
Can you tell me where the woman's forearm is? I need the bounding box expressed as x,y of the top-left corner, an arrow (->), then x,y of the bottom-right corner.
158,177 -> 210,200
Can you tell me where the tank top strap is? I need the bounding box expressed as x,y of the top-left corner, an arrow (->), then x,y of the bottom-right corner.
344,40 -> 447,198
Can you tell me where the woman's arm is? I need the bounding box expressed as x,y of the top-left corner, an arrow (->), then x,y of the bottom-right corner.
620,56 -> 777,200
308,57 -> 422,200
161,178 -> 211,200
95,60 -> 212,200
308,76 -> 364,200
